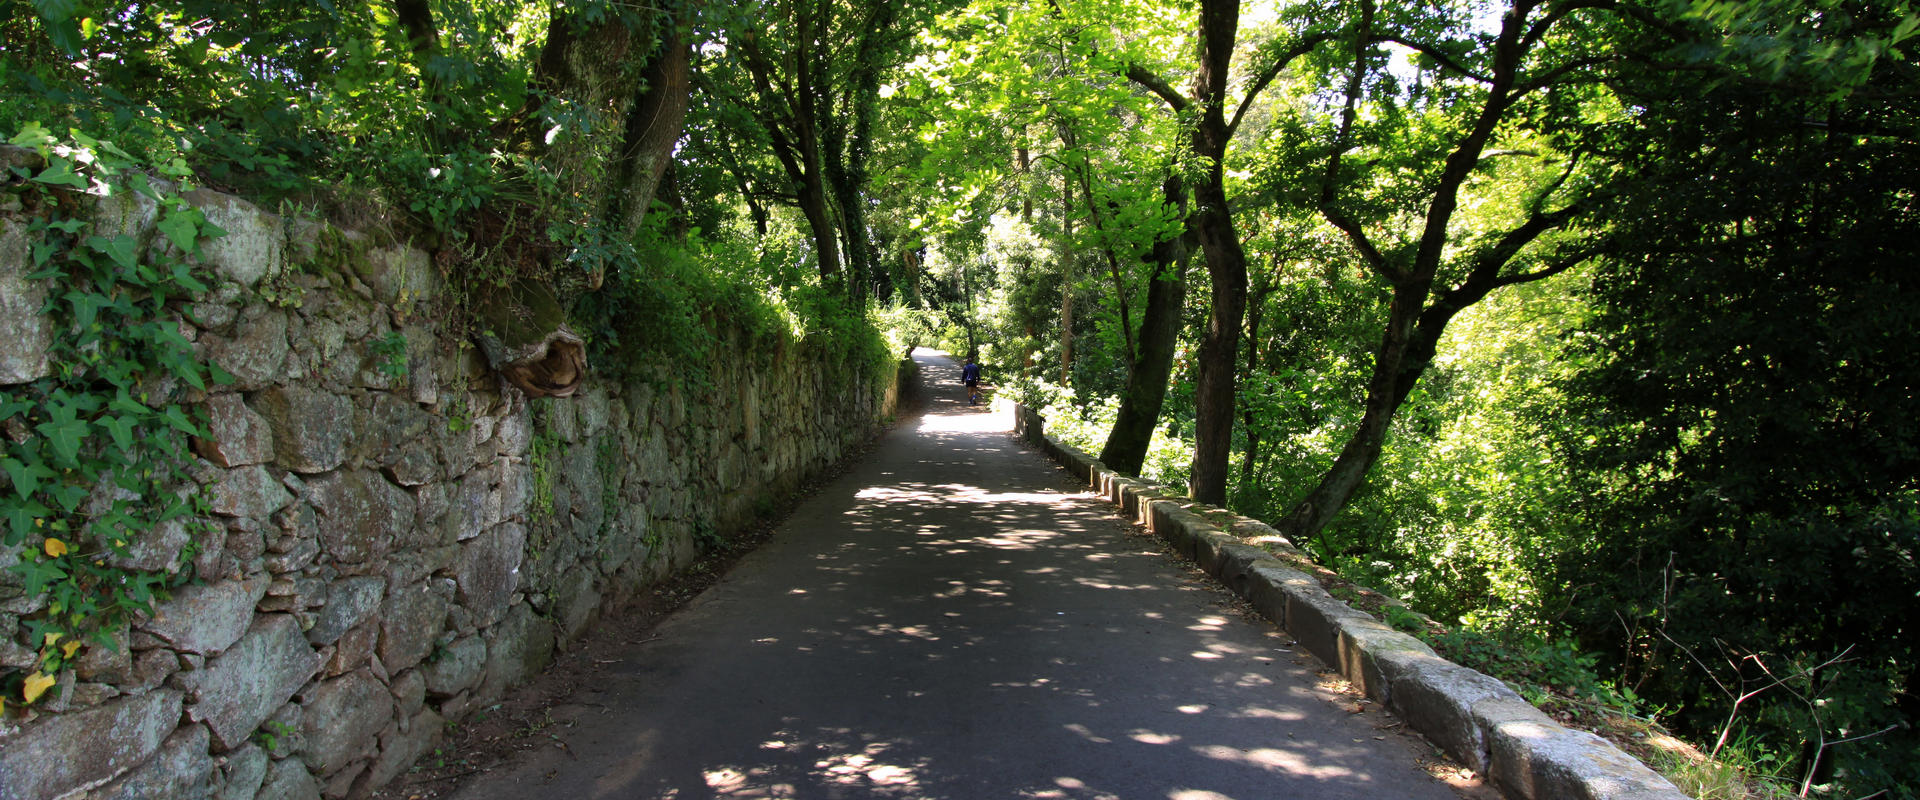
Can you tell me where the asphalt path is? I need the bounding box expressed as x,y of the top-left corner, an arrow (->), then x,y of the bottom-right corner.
446,349 -> 1466,800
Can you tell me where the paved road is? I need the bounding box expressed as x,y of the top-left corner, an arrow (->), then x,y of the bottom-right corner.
447,350 -> 1465,800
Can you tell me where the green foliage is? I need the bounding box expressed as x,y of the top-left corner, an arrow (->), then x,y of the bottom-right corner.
577,217 -> 891,396
525,405 -> 558,522
373,331 -> 409,379
1521,10 -> 1920,788
1427,626 -> 1647,720
253,720 -> 296,752
1,126 -> 229,706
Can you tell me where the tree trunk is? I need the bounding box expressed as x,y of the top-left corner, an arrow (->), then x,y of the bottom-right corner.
1239,272 -> 1273,497
1278,0 -> 1597,543
738,33 -> 841,281
1184,0 -> 1247,506
822,5 -> 897,303
605,24 -> 693,240
1058,169 -> 1076,383
797,175 -> 842,280
1100,178 -> 1190,474
1186,189 -> 1247,505
1277,280 -> 1464,541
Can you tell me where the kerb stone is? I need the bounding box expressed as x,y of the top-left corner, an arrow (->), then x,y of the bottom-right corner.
1388,656 -> 1523,772
1476,697 -> 1691,800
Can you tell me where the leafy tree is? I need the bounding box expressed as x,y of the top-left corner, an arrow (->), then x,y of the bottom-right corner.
1264,0 -> 1621,543
1549,2 -> 1920,790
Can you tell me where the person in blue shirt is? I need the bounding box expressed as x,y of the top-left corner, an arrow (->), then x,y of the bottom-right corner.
962,357 -> 982,405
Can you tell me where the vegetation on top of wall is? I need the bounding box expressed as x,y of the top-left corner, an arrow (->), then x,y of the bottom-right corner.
0,125 -> 230,712
577,221 -> 891,391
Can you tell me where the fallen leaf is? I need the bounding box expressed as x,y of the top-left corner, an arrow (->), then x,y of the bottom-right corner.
22,671 -> 56,704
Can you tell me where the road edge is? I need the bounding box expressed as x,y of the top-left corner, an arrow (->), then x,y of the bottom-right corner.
1011,403 -> 1692,800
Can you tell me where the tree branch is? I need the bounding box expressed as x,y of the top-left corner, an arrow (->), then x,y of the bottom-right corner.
1321,207 -> 1398,279
1228,33 -> 1334,138
1489,242 -> 1596,289
1511,55 -> 1612,101
1523,0 -> 1616,53
1126,65 -> 1190,111
1452,199 -> 1587,297
1372,35 -> 1492,83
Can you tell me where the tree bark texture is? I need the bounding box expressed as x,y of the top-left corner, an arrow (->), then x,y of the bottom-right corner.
1058,169 -> 1076,383
1100,178 -> 1190,475
605,24 -> 694,240
1184,0 -> 1247,506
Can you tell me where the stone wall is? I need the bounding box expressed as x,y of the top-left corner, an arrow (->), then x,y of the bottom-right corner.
0,173 -> 902,799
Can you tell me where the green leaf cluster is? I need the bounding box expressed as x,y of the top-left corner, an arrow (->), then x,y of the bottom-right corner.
1,125 -> 229,707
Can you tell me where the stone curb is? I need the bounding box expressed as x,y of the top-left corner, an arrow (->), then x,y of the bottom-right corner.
1012,404 -> 1690,800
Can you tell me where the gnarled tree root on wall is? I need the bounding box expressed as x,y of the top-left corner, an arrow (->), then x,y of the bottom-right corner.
475,278 -> 587,398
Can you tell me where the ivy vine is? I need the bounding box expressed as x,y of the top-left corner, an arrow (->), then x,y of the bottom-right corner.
0,124 -> 230,712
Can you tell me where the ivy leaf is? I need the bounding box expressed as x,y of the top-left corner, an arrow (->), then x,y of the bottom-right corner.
97,414 -> 137,453
86,235 -> 140,271
4,501 -> 50,546
34,417 -> 89,467
156,209 -> 204,254
65,290 -> 105,333
170,263 -> 208,294
109,392 -> 151,417
14,556 -> 65,597
21,671 -> 57,704
8,121 -> 55,150
160,406 -> 199,436
2,457 -> 57,499
175,362 -> 207,392
32,158 -> 88,189
0,395 -> 33,421
49,482 -> 88,513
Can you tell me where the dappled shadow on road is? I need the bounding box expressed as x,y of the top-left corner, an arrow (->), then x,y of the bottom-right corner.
526,349 -> 1443,800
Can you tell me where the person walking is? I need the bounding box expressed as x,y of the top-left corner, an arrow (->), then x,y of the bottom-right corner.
962,357 -> 982,405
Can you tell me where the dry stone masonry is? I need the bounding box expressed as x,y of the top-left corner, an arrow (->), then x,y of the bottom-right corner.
0,172 -> 903,799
